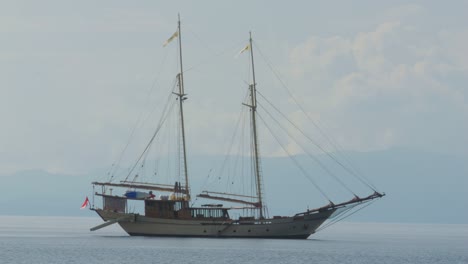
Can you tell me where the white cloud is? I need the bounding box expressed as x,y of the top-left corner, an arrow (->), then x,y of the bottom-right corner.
287,15 -> 468,155
352,21 -> 401,73
289,36 -> 352,78
1,1 -> 467,174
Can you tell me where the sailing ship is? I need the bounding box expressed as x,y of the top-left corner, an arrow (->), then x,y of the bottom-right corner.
89,16 -> 384,238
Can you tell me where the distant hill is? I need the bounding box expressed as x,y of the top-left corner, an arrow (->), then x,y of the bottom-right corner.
1,148 -> 466,224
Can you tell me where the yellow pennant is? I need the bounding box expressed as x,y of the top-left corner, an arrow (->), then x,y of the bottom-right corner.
237,44 -> 250,56
163,31 -> 179,47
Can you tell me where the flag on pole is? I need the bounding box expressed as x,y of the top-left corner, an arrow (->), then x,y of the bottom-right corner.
80,196 -> 90,209
237,44 -> 250,56
235,44 -> 250,58
163,31 -> 179,47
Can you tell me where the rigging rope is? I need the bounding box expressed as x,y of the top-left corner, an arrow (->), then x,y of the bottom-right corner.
256,113 -> 333,203
217,96 -> 248,186
257,90 -> 377,192
254,43 -> 379,192
257,101 -> 357,197
123,80 -> 179,182
315,200 -> 376,233
107,46 -> 171,182
183,26 -> 246,74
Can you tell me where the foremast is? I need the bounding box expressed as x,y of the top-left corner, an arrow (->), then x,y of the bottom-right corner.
247,32 -> 264,219
174,14 -> 190,200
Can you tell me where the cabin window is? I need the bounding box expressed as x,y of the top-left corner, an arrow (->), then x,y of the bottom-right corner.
190,208 -> 228,219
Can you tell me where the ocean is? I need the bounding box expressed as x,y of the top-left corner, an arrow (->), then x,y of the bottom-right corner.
0,216 -> 466,264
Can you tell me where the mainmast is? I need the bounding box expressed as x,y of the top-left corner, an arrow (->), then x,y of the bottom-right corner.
248,32 -> 264,218
175,14 -> 190,199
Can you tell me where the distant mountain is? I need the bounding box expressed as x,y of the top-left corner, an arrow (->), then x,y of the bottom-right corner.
0,169 -> 98,218
1,148 -> 466,224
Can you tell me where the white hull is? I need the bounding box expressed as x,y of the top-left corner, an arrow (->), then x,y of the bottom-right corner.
94,209 -> 335,239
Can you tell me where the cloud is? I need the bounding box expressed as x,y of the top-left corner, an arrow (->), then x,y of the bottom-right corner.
352,21 -> 401,73
289,36 -> 353,79
1,2 -> 467,174
287,16 -> 468,155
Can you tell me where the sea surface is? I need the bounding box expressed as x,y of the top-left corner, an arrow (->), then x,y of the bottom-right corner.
0,216 -> 467,264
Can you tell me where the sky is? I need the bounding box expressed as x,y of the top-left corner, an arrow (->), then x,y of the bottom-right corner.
1,0 -> 467,174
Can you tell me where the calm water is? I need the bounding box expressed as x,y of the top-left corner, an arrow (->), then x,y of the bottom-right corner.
0,216 -> 467,264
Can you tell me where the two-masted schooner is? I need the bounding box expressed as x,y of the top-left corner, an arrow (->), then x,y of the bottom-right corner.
88,16 -> 384,239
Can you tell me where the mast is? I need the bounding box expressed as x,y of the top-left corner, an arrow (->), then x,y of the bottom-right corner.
175,14 -> 190,199
248,32 -> 264,218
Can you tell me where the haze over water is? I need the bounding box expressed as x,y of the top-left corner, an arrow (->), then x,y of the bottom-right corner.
1,216 -> 466,264
1,1 -> 467,264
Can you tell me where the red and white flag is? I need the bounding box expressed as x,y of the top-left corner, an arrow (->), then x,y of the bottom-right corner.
80,196 -> 89,209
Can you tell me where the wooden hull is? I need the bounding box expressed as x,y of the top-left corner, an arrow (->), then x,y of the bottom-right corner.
94,209 -> 335,239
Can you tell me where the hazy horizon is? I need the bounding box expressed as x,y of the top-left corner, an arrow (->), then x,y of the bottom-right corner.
1,148 -> 467,225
